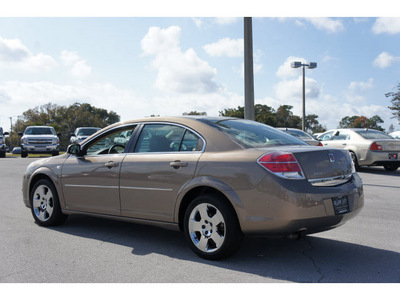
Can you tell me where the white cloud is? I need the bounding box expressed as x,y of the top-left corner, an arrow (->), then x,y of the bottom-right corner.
60,50 -> 92,79
372,17 -> 400,34
303,18 -> 344,33
214,18 -> 240,25
0,36 -> 57,72
373,51 -> 400,68
276,56 -> 310,79
141,26 -> 219,94
203,38 -> 243,57
345,78 -> 374,103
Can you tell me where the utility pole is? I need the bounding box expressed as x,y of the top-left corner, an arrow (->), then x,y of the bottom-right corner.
244,17 -> 255,120
9,117 -> 13,150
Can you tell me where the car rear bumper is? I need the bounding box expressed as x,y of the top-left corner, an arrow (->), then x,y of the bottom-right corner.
360,151 -> 400,166
235,173 -> 364,236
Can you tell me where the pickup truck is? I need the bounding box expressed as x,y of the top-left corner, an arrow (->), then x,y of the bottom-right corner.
19,126 -> 61,158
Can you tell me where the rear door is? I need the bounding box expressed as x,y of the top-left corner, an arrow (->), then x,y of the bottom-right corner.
119,123 -> 204,222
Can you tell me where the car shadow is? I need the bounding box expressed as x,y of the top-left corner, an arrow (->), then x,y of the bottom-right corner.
49,215 -> 400,283
357,166 -> 400,177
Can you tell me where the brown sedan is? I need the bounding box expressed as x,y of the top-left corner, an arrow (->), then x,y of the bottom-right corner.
22,117 -> 364,260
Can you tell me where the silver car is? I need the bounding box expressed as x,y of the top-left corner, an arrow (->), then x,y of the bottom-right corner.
22,117 -> 364,260
318,128 -> 400,171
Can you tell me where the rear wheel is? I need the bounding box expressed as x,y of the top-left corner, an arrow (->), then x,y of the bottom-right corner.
350,151 -> 360,171
30,179 -> 67,226
384,164 -> 398,172
184,194 -> 243,260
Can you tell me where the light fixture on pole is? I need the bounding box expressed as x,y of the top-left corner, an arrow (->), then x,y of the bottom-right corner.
291,61 -> 317,132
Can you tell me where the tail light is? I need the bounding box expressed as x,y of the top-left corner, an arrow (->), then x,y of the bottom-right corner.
258,152 -> 305,179
317,142 -> 323,146
370,142 -> 383,151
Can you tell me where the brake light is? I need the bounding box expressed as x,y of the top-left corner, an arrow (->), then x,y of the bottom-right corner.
317,142 -> 323,146
258,152 -> 304,179
370,142 -> 383,151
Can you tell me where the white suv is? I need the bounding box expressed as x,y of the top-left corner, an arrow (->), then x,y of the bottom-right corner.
19,126 -> 61,158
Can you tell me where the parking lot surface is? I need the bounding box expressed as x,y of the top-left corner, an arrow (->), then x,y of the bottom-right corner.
1,157 -> 399,283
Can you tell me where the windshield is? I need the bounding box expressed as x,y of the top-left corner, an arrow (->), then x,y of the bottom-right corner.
200,118 -> 307,148
25,127 -> 56,135
77,128 -> 100,136
284,129 -> 313,139
355,130 -> 394,140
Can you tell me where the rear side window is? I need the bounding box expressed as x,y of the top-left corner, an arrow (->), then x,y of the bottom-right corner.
200,118 -> 306,148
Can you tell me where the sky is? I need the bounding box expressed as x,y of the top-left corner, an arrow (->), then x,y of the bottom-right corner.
1,1 -> 400,133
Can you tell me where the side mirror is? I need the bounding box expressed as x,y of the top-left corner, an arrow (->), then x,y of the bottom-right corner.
57,132 -> 62,137
67,144 -> 84,156
18,132 -> 23,137
3,132 -> 9,136
70,133 -> 76,137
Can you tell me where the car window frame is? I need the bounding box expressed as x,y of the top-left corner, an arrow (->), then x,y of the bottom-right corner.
80,123 -> 140,156
129,122 -> 206,154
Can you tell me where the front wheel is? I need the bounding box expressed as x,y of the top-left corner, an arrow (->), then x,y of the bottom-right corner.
184,194 -> 243,260
350,151 -> 360,171
30,179 -> 67,226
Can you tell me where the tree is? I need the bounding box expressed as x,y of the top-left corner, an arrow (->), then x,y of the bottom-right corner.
353,116 -> 369,128
219,103 -> 326,133
338,115 -> 384,131
386,82 -> 400,124
13,102 -> 120,151
339,115 -> 359,128
183,111 -> 207,116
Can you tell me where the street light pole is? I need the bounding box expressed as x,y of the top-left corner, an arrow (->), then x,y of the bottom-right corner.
291,61 -> 317,132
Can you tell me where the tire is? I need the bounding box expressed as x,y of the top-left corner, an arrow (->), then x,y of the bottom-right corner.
0,151 -> 5,158
30,179 -> 67,226
350,151 -> 360,171
384,164 -> 398,172
21,151 -> 28,158
52,151 -> 59,156
183,194 -> 243,260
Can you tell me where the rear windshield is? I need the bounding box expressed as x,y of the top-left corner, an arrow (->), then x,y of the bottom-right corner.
200,118 -> 307,148
25,127 -> 56,135
355,130 -> 394,140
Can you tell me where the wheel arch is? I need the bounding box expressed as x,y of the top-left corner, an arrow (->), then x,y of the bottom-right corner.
176,183 -> 243,232
28,169 -> 64,209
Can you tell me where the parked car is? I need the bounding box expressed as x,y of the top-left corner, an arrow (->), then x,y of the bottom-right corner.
0,128 -> 9,158
277,128 -> 322,146
22,117 -> 364,260
318,128 -> 400,171
70,127 -> 101,144
389,131 -> 400,139
19,126 -> 61,158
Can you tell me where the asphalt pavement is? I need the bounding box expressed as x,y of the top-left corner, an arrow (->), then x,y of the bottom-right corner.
1,156 -> 399,284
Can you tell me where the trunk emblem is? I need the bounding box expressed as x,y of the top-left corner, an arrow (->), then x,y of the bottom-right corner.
328,153 -> 335,163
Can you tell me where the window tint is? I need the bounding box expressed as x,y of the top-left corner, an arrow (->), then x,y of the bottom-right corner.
86,127 -> 135,155
135,124 -> 203,153
200,118 -> 306,148
25,127 -> 56,135
356,130 -> 394,140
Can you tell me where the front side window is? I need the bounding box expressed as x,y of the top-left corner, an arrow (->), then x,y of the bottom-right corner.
86,126 -> 136,155
135,124 -> 203,153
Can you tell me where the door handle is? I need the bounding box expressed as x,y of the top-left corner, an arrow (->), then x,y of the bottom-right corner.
105,161 -> 117,169
170,161 -> 188,169
342,143 -> 347,146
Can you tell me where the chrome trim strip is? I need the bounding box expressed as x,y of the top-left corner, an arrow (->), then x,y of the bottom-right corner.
308,174 -> 352,187
64,184 -> 119,189
120,186 -> 173,192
